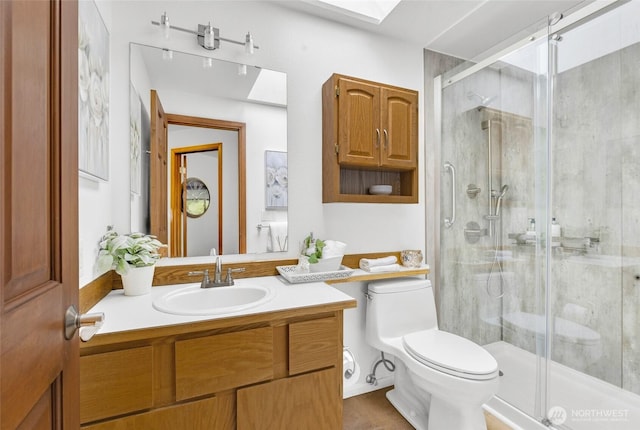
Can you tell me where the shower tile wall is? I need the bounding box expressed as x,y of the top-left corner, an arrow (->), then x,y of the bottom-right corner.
551,41 -> 640,392
440,41 -> 640,395
440,64 -> 538,348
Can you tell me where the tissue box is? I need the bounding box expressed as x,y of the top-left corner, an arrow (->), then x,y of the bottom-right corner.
308,256 -> 343,272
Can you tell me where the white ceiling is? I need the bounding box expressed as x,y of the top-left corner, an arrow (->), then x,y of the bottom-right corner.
277,0 -> 589,61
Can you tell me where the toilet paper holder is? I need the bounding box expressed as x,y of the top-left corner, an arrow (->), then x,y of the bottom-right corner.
343,347 -> 356,379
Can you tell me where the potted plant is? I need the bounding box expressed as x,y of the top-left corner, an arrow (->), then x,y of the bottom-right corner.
96,228 -> 165,296
300,233 -> 345,273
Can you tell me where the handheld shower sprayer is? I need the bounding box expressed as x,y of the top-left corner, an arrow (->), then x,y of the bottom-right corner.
495,184 -> 509,216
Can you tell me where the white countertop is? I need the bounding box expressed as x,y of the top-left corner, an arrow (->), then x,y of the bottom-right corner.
88,275 -> 356,335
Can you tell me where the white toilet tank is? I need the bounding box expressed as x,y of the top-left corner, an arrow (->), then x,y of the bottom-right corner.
365,278 -> 438,350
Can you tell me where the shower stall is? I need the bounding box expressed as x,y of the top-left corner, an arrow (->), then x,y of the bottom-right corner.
435,1 -> 640,428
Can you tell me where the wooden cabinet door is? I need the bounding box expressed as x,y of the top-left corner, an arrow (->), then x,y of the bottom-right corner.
337,77 -> 380,167
0,0 -> 79,428
237,368 -> 340,430
380,86 -> 418,169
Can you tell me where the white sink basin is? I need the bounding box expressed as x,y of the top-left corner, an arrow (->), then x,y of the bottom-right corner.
153,284 -> 275,316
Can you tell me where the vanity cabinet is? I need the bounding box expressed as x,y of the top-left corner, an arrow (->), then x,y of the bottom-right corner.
79,311 -> 343,429
322,73 -> 419,203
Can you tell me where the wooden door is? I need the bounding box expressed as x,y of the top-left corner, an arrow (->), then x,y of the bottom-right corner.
150,90 -> 168,247
380,86 -> 418,170
1,0 -> 79,428
337,77 -> 380,167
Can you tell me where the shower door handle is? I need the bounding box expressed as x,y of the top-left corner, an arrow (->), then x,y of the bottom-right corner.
444,161 -> 456,228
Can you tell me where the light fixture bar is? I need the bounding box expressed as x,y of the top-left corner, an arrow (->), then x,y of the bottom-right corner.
151,15 -> 260,52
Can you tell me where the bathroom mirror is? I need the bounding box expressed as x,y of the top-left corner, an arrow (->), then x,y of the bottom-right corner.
129,43 -> 288,257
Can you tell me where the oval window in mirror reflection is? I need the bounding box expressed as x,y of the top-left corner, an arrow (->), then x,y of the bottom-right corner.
128,43 -> 288,257
184,178 -> 210,218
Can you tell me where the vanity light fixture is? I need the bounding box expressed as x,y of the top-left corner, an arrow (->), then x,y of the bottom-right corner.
151,12 -> 259,53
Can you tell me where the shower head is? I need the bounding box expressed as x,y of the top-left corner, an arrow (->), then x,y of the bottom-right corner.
495,184 -> 509,216
467,90 -> 496,108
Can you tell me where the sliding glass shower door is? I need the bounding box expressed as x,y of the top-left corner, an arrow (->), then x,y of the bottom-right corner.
438,31 -> 550,421
437,2 -> 640,428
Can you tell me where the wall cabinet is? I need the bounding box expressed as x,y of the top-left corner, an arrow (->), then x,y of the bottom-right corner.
80,312 -> 343,429
322,74 -> 419,203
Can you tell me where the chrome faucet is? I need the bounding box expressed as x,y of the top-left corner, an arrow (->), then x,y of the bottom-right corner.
188,256 -> 245,288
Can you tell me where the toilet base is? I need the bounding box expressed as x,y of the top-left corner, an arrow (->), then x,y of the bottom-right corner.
428,396 -> 487,430
386,388 -> 428,430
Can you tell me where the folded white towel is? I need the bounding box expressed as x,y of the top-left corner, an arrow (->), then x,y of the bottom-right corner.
362,263 -> 401,273
359,256 -> 397,270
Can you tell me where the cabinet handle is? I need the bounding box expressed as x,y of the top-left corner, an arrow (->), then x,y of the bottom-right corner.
444,161 -> 456,229
383,129 -> 388,149
375,128 -> 380,148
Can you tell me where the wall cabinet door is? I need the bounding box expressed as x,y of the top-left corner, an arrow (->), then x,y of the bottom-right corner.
337,77 -> 380,167
380,86 -> 418,169
335,76 -> 417,169
237,368 -> 340,430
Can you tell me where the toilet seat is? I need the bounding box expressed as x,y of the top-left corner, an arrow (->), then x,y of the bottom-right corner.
403,330 -> 499,381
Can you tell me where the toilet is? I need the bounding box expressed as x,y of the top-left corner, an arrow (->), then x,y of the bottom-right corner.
365,278 -> 499,430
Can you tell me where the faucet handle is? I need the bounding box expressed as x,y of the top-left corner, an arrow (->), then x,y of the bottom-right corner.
188,270 -> 210,288
225,267 -> 245,285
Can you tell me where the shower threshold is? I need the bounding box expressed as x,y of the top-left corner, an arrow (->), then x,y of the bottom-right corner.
483,341 -> 640,430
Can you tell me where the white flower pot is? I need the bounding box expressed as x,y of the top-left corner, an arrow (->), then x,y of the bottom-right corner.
121,265 -> 155,296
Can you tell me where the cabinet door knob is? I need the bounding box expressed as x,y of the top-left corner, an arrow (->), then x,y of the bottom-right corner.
375,128 -> 380,148
383,129 -> 388,149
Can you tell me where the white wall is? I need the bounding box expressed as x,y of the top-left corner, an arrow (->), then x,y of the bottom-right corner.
79,0 -> 426,397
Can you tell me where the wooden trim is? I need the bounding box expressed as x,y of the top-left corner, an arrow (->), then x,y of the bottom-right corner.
79,251 -> 429,311
60,1 -> 80,428
165,114 -> 246,254
79,272 -> 113,314
170,143 -> 223,257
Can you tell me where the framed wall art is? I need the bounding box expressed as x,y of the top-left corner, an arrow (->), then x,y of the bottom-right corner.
265,150 -> 288,209
78,0 -> 109,180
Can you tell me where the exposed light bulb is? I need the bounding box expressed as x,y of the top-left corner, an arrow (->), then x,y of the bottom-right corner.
160,11 -> 170,39
162,49 -> 173,61
238,64 -> 247,76
204,23 -> 215,49
244,32 -> 254,55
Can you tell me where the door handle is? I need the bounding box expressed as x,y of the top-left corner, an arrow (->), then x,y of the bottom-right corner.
383,129 -> 388,149
64,305 -> 105,342
444,161 -> 456,228
375,128 -> 380,148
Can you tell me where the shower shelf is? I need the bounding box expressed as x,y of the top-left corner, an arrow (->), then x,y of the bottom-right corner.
508,233 -> 564,248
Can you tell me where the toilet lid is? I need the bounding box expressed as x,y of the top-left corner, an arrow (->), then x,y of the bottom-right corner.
403,330 -> 498,381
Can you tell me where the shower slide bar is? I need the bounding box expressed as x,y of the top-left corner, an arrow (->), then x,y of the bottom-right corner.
444,161 -> 456,228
